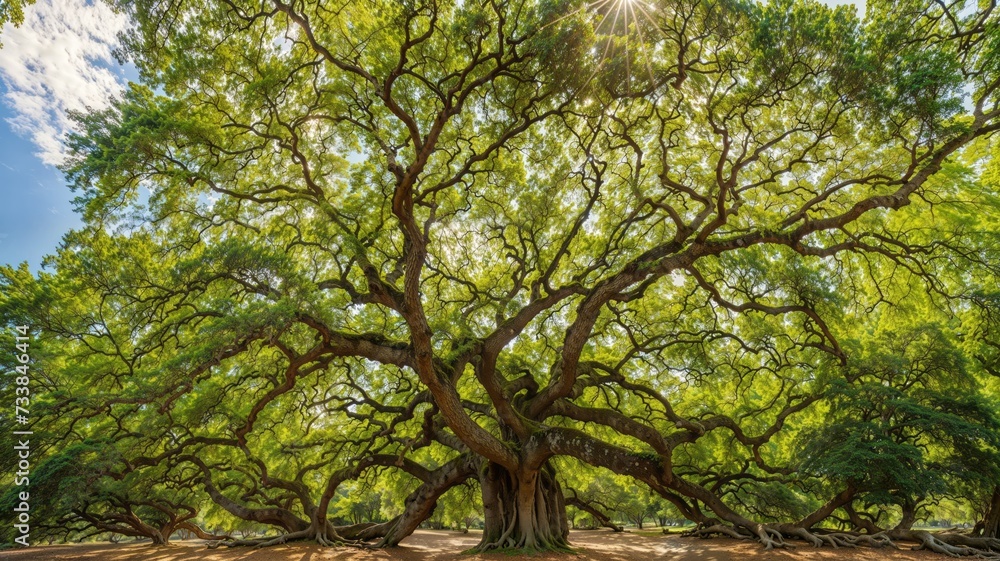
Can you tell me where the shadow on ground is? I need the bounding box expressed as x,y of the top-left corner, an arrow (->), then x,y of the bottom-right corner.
0,529 -> 946,561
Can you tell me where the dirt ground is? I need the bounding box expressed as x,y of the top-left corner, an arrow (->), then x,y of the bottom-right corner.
0,529 -> 947,561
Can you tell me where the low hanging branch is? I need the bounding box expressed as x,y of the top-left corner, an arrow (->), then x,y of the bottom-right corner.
564,491 -> 624,532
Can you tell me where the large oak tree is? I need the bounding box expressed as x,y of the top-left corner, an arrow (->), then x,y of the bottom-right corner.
4,0 -> 1000,554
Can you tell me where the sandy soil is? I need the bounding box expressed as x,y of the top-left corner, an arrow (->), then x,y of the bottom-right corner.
0,529 -> 946,561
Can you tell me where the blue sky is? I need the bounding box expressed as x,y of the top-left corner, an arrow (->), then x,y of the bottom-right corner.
0,0 -> 129,270
0,0 -> 864,271
0,109 -> 71,269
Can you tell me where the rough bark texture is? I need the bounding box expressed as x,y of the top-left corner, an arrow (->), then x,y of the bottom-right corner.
474,462 -> 570,552
977,488 -> 1000,539
892,498 -> 920,532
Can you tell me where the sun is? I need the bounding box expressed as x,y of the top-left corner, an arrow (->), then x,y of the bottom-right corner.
538,0 -> 664,94
590,0 -> 663,92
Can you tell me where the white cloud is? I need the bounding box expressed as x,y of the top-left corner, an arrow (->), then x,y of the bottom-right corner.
0,0 -> 128,166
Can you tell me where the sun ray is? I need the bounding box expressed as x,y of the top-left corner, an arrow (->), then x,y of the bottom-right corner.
626,0 -> 659,89
631,1 -> 679,43
537,0 -> 614,32
536,0 -> 676,103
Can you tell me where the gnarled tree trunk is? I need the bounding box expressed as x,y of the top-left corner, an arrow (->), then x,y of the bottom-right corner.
475,462 -> 569,552
975,487 -> 1000,539
891,497 -> 920,532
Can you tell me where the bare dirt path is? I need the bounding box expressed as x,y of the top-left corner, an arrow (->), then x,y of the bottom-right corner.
0,529 -> 946,561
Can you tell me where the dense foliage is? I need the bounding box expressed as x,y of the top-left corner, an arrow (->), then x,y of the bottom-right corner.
3,0 -> 1000,555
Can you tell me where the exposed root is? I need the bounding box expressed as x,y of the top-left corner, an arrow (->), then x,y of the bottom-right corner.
847,532 -> 898,549
474,501 -> 519,552
686,523 -> 912,554
472,463 -> 571,554
901,530 -> 1000,559
206,529 -> 309,548
682,524 -> 753,540
755,525 -> 794,550
471,536 -> 572,554
935,534 -> 1000,552
471,508 -> 570,554
784,526 -> 826,548
775,525 -> 900,550
680,512 -> 1000,559
795,529 -> 896,549
817,533 -> 856,548
205,527 -> 358,549
314,528 -> 345,548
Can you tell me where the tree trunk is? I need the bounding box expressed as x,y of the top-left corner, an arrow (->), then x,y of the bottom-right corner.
475,462 -> 569,552
892,497 -> 920,532
976,487 -> 1000,538
156,522 -> 176,545
844,503 -> 882,534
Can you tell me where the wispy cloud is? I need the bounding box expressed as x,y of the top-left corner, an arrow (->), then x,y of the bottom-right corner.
0,0 -> 128,165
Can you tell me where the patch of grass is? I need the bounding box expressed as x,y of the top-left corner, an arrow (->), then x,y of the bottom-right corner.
630,525 -> 695,537
630,530 -> 663,538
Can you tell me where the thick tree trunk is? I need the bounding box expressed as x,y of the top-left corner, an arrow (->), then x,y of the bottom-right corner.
474,462 -> 569,552
844,503 -> 883,534
892,497 -> 920,532
976,487 -> 1000,539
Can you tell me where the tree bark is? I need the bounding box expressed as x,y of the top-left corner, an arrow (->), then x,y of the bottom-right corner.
976,487 -> 1000,539
204,485 -> 309,533
72,508 -> 170,545
175,521 -> 231,541
844,503 -> 883,534
892,497 -> 920,532
474,462 -> 569,552
794,485 -> 855,529
375,455 -> 478,546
